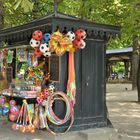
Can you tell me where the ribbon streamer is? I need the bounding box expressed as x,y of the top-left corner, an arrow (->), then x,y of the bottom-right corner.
67,52 -> 76,107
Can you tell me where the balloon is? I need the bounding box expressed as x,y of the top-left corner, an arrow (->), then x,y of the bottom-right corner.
10,106 -> 20,116
3,107 -> 10,115
9,113 -> 17,122
10,100 -> 16,106
4,102 -> 10,108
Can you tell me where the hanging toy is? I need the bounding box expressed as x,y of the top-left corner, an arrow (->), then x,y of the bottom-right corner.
9,113 -> 17,122
10,105 -> 20,116
48,84 -> 55,94
43,33 -> 51,43
0,96 -> 5,116
32,30 -> 43,41
3,102 -> 10,116
7,50 -> 14,64
9,100 -> 20,122
0,96 -> 5,106
39,43 -> 51,57
66,31 -> 75,42
30,38 -> 40,48
75,29 -> 86,40
73,39 -> 86,49
39,43 -> 49,54
43,51 -> 51,57
12,100 -> 35,133
34,47 -> 43,58
10,100 -> 16,106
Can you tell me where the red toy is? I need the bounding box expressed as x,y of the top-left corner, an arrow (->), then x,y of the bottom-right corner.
32,30 -> 43,41
9,113 -> 17,122
73,39 -> 86,49
75,29 -> 86,40
34,47 -> 43,58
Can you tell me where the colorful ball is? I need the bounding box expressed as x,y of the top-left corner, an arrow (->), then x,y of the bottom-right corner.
30,38 -> 40,48
75,29 -> 86,40
66,31 -> 75,42
34,47 -> 43,58
39,43 -> 49,54
3,107 -> 10,115
73,39 -> 86,49
0,97 -> 5,106
10,106 -> 20,116
32,30 -> 43,41
10,100 -> 16,106
4,102 -> 10,108
43,33 -> 51,43
9,113 -> 17,122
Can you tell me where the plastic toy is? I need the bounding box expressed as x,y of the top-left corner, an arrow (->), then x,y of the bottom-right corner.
12,100 -> 35,133
73,39 -> 86,49
9,113 -> 17,122
32,30 -> 43,41
39,43 -> 51,57
30,38 -> 40,48
10,100 -> 16,106
34,47 -> 43,58
43,51 -> 51,57
66,31 -> 75,41
75,29 -> 86,40
43,33 -> 51,43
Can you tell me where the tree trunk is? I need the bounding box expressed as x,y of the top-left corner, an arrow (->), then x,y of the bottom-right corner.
0,0 -> 4,29
137,54 -> 140,101
132,35 -> 139,90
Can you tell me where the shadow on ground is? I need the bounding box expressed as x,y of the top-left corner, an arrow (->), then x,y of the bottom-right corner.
107,83 -> 140,140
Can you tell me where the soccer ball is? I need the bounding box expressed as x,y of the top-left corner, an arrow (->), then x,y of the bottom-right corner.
75,29 -> 86,40
43,51 -> 51,57
30,38 -> 40,48
39,43 -> 49,54
73,39 -> 86,49
32,30 -> 43,41
66,31 -> 75,42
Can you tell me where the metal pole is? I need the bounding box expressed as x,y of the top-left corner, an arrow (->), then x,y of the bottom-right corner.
54,0 -> 58,16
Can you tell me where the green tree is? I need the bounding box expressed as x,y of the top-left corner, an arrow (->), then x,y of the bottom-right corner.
0,0 -> 4,29
1,0 -> 140,100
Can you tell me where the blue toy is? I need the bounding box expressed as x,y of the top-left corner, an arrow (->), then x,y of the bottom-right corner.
43,33 -> 51,43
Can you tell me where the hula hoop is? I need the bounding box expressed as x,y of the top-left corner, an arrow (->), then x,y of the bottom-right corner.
45,91 -> 74,135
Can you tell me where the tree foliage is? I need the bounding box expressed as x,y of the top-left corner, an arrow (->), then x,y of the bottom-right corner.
2,0 -> 140,50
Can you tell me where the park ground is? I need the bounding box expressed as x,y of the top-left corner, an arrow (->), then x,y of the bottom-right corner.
107,83 -> 140,140
0,83 -> 139,140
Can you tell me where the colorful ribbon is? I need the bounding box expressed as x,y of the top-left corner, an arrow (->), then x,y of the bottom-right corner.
67,52 -> 76,107
49,31 -> 74,56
